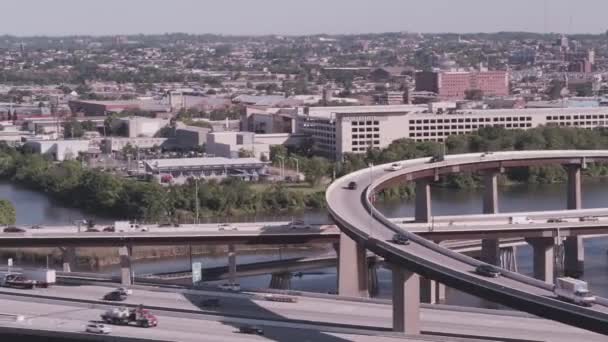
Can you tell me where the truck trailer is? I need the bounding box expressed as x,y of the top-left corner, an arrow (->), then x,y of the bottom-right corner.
554,277 -> 596,306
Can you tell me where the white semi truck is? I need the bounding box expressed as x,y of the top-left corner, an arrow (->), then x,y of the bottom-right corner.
554,277 -> 596,306
22,269 -> 56,288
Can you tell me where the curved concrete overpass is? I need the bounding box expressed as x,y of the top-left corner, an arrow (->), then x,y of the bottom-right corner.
326,150 -> 608,335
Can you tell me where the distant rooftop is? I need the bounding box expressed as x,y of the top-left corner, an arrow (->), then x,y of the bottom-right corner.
145,157 -> 265,171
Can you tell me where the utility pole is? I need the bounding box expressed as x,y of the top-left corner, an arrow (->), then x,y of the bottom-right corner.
195,178 -> 199,224
290,157 -> 299,181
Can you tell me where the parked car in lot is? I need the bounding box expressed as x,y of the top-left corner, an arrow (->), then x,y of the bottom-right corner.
390,233 -> 410,245
580,216 -> 599,222
103,290 -> 127,302
347,181 -> 358,190
239,325 -> 264,335
218,283 -> 241,291
3,226 -> 25,233
85,323 -> 112,334
475,264 -> 501,278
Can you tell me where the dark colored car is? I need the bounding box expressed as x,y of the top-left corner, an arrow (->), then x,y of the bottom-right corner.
86,228 -> 100,232
3,226 -> 25,233
239,325 -> 264,335
200,298 -> 220,308
102,226 -> 115,232
475,264 -> 501,278
103,291 -> 127,301
390,233 -> 410,245
347,181 -> 358,190
30,225 -> 42,229
158,223 -> 172,228
429,155 -> 445,163
547,218 -> 566,223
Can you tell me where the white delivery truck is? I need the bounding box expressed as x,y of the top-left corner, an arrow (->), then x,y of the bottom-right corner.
554,277 -> 596,306
22,269 -> 56,288
509,216 -> 533,224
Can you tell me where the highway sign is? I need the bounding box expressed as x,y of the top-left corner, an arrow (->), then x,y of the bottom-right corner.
192,262 -> 202,284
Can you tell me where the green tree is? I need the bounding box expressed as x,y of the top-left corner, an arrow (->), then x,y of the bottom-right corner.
464,89 -> 484,101
0,200 -> 16,225
304,157 -> 330,186
63,119 -> 85,138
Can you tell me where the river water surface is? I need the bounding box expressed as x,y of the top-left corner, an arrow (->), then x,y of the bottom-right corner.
2,180 -> 608,307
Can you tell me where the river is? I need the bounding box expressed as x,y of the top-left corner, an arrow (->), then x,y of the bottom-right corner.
2,180 -> 608,307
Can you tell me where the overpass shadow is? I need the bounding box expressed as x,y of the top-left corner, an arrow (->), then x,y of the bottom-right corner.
181,290 -> 357,342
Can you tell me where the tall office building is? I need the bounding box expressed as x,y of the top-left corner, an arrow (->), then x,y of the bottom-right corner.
415,70 -> 509,100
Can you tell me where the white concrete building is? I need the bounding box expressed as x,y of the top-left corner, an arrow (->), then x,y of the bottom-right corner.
296,104 -> 608,159
144,157 -> 267,184
25,140 -> 91,161
101,137 -> 169,153
119,117 -> 170,138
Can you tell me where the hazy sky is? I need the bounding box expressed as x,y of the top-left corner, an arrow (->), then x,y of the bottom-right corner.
2,0 -> 607,36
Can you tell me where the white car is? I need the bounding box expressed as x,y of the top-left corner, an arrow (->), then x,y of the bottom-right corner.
85,323 -> 112,334
218,283 -> 241,291
218,223 -> 237,231
388,163 -> 403,171
289,220 -> 311,229
116,287 -> 133,295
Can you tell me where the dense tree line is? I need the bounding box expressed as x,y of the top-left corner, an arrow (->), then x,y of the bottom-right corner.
0,144 -> 325,222
339,126 -> 608,199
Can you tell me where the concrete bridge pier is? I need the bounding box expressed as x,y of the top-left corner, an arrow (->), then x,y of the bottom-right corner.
368,260 -> 379,297
269,272 -> 292,290
228,244 -> 237,285
481,170 -> 501,266
480,239 -> 500,266
60,247 -> 77,273
392,265 -> 420,334
338,233 -> 369,297
500,246 -> 518,272
420,278 -> 446,304
415,179 -> 431,223
565,164 -> 585,278
526,238 -> 555,283
564,236 -> 585,278
119,245 -> 133,286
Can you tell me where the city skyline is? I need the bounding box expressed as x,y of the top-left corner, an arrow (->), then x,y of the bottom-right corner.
1,0 -> 606,36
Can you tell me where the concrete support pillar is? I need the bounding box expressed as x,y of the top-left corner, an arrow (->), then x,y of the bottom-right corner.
564,236 -> 585,278
119,245 -> 133,286
481,239 -> 500,266
499,246 -> 518,272
392,266 -> 420,334
565,165 -> 584,278
566,165 -> 582,210
61,247 -> 76,273
415,179 -> 431,223
527,238 -> 555,283
482,171 -> 499,214
368,262 -> 380,297
228,244 -> 237,285
420,277 -> 436,304
269,272 -> 292,290
435,282 -> 446,304
338,233 -> 369,297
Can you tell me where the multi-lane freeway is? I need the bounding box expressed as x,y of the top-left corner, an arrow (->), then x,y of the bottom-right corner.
0,223 -> 339,247
0,283 -> 604,342
327,150 -> 608,334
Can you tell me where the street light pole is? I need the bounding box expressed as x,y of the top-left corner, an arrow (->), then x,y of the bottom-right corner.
195,178 -> 199,224
369,163 -> 374,237
277,156 -> 285,179
290,157 -> 299,181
